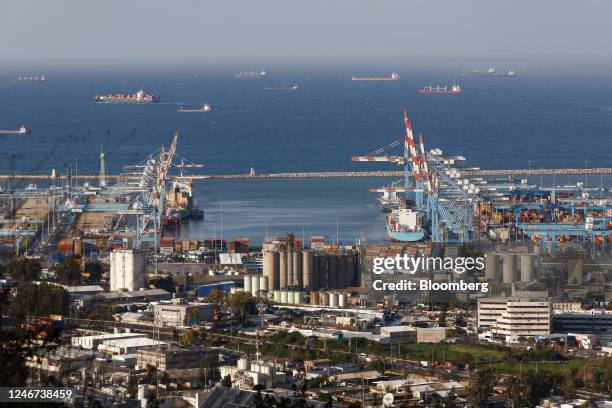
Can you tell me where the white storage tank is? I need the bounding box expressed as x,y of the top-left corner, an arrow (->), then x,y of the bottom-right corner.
280,290 -> 289,304
329,292 -> 339,308
251,274 -> 260,296
237,358 -> 249,370
502,254 -> 515,283
244,275 -> 252,293
338,293 -> 347,308
520,253 -> 535,282
259,276 -> 269,292
273,290 -> 281,303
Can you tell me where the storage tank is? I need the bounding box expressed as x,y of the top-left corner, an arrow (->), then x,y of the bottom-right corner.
310,291 -> 320,305
293,250 -> 303,288
338,293 -> 347,308
291,291 -> 301,305
244,275 -> 252,294
502,254 -> 515,283
303,250 -> 313,290
568,258 -> 583,285
259,276 -> 269,292
280,290 -> 289,304
263,250 -> 279,290
251,274 -> 260,296
346,254 -> 357,287
329,292 -> 339,307
485,252 -> 498,280
319,291 -> 328,306
237,358 -> 249,370
520,253 -> 535,282
279,251 -> 287,289
287,250 -> 294,287
273,290 -> 281,303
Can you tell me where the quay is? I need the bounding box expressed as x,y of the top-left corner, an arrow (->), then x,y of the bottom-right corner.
0,167 -> 611,180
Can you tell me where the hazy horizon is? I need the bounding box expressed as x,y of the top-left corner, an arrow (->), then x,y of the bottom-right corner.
2,0 -> 611,61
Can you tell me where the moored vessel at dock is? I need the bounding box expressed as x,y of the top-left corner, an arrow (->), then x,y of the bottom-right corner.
386,208 -> 425,242
94,89 -> 160,103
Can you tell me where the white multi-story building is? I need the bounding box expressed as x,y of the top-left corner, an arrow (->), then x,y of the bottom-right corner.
478,297 -> 551,342
110,249 -> 146,291
153,299 -> 214,327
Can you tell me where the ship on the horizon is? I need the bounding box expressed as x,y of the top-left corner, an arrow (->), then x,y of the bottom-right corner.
419,84 -> 463,94
352,72 -> 400,81
235,70 -> 267,78
15,75 -> 47,82
94,89 -> 160,103
264,85 -> 299,91
462,67 -> 516,77
0,125 -> 29,135
178,103 -> 211,113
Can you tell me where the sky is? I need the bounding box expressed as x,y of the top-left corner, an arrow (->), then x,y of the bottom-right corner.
1,0 -> 611,60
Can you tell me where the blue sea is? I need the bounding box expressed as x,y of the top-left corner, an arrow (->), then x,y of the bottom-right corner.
0,60 -> 611,243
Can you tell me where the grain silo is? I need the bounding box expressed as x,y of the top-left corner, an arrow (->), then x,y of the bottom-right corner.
302,250 -> 313,290
520,253 -> 535,282
502,254 -> 515,283
293,250 -> 303,288
485,252 -> 498,280
279,251 -> 287,289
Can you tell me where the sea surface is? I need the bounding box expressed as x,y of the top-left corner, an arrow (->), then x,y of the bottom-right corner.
0,62 -> 611,243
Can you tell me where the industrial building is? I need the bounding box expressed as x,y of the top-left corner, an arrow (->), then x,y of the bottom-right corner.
262,235 -> 359,292
71,332 -> 146,350
110,249 -> 146,291
380,326 -> 417,344
153,299 -> 214,327
552,309 -> 612,346
136,346 -> 218,371
478,297 -> 551,341
220,357 -> 287,389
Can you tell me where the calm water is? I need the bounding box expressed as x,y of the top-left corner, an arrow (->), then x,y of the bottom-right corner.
0,63 -> 611,243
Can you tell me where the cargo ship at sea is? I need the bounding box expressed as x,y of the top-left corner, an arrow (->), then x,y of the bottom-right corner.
235,70 -> 267,78
352,72 -> 399,81
15,75 -> 47,82
0,125 -> 29,135
94,89 -> 160,103
462,67 -> 516,77
419,85 -> 462,94
178,103 -> 211,113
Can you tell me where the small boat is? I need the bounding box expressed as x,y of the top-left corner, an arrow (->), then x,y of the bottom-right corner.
178,103 -> 211,113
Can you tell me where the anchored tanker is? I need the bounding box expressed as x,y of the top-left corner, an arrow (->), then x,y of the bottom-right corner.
235,70 -> 267,78
352,72 -> 400,81
178,103 -> 212,112
419,85 -> 462,94
94,89 -> 160,103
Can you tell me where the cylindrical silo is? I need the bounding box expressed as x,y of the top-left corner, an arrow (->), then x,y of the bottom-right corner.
293,251 -> 303,288
297,291 -> 305,305
318,254 -> 328,289
485,252 -> 498,280
251,274 -> 260,296
319,291 -> 328,306
303,250 -> 313,290
338,293 -> 347,308
520,253 -> 535,282
346,254 -> 356,287
329,292 -> 339,308
244,275 -> 252,293
263,250 -> 279,290
273,290 -> 281,303
328,255 -> 338,289
259,276 -> 269,292
502,254 -> 515,284
338,255 -> 348,289
287,250 -> 294,287
312,254 -> 320,290
310,291 -> 319,305
279,251 -> 287,289
280,290 -> 288,304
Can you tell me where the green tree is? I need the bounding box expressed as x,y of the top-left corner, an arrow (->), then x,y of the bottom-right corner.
228,291 -> 255,323
5,258 -> 42,281
562,369 -> 577,401
55,257 -> 82,285
221,375 -> 232,387
437,309 -> 447,327
83,261 -> 104,283
468,368 -> 498,407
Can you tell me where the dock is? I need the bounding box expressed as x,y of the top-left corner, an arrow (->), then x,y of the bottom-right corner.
0,167 -> 611,180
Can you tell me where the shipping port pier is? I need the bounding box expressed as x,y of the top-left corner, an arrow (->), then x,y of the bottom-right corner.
1,167 -> 612,180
